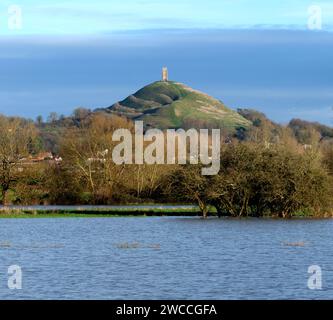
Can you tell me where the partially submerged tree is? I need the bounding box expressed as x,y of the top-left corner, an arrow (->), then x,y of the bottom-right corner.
210,143 -> 331,218
163,164 -> 211,218
163,142 -> 332,218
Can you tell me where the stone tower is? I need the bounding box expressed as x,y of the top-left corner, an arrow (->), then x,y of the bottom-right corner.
162,67 -> 168,82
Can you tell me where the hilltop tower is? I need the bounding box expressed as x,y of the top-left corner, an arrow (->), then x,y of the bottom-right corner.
162,67 -> 168,82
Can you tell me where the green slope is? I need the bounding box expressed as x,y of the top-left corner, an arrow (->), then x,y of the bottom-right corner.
105,81 -> 251,130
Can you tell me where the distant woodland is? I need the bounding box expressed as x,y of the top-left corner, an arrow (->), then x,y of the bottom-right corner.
0,107 -> 332,218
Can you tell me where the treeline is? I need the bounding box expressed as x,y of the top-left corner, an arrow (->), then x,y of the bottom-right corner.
0,111 -> 332,218
167,144 -> 332,218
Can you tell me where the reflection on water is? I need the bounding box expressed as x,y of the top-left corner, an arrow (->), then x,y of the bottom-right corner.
0,217 -> 332,300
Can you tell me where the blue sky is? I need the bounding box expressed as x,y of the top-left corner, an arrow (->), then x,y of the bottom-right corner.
0,1 -> 332,125
1,0 -> 333,34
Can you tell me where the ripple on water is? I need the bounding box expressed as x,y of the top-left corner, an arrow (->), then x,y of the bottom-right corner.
0,217 -> 332,299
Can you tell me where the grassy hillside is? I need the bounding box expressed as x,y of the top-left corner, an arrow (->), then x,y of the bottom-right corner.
105,81 -> 251,131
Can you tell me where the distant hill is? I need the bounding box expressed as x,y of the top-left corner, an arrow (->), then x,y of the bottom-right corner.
35,82 -> 333,152
100,81 -> 250,131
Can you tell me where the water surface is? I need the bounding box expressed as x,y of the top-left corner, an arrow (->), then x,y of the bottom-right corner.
0,217 -> 332,299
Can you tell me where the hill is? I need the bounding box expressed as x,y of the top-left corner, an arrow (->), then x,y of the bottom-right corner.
102,81 -> 251,131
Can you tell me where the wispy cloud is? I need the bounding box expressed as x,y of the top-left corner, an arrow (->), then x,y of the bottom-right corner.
1,0 -> 333,35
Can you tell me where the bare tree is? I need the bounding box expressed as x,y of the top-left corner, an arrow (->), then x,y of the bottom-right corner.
47,112 -> 59,124
72,108 -> 91,121
60,114 -> 133,203
0,116 -> 36,205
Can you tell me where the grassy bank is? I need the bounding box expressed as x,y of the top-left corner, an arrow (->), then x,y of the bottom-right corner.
0,213 -> 148,218
0,204 -> 332,219
0,205 -> 205,218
